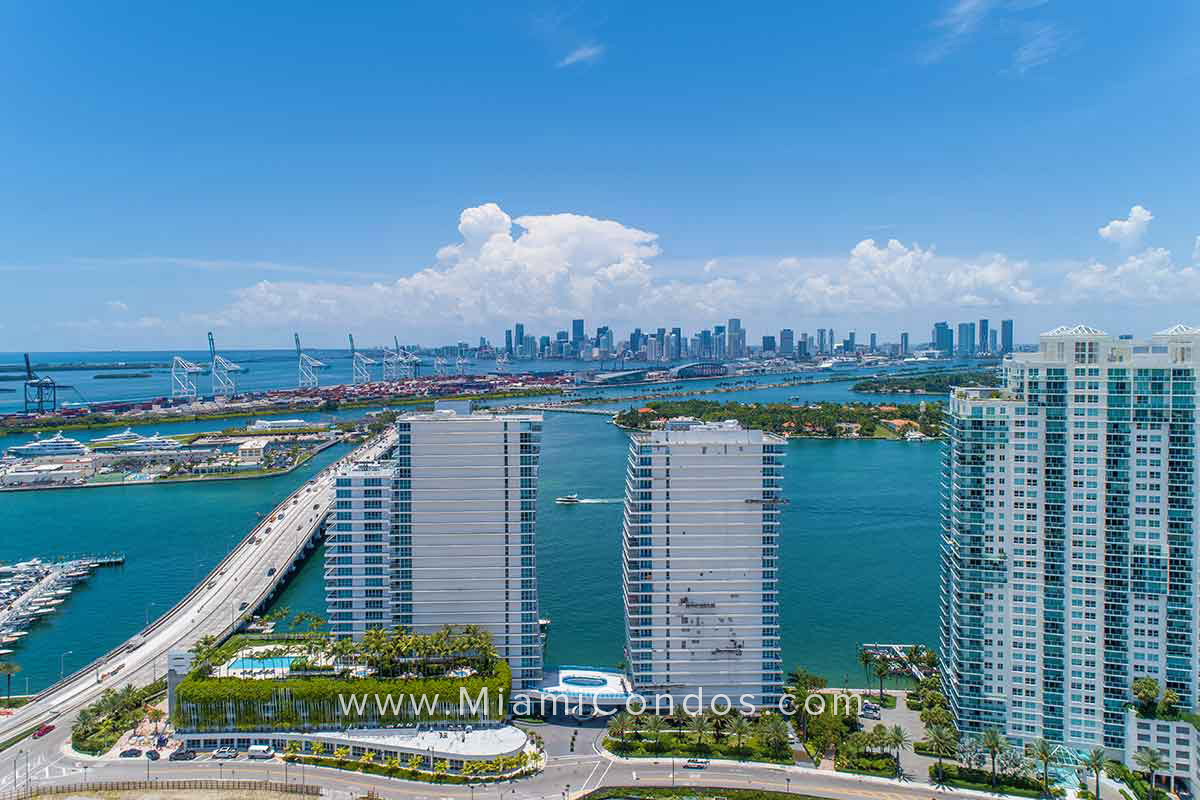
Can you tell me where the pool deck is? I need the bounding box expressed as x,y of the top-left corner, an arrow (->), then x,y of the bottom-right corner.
528,666 -> 632,704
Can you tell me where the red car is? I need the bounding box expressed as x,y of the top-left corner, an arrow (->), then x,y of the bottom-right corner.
32,724 -> 55,739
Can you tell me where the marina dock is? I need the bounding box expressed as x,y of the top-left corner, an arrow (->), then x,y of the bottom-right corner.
0,556 -> 125,651
861,642 -> 929,682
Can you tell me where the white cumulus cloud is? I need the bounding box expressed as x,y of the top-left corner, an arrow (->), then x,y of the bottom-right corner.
211,204 -> 1044,341
1098,205 -> 1153,246
106,300 -> 128,312
1065,248 -> 1200,303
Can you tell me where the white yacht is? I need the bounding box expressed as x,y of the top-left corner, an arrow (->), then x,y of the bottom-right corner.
7,432 -> 90,458
89,428 -> 142,447
124,433 -> 182,451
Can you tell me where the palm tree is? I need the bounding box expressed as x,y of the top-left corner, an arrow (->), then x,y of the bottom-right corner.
1133,747 -> 1167,800
358,751 -> 376,771
0,662 -> 20,708
927,724 -> 958,783
757,714 -> 791,756
407,753 -> 423,772
686,713 -> 709,751
147,707 -> 165,735
858,648 -> 875,687
1031,738 -> 1056,795
334,745 -> 350,765
283,741 -> 301,761
643,715 -> 667,752
729,715 -> 753,752
385,755 -> 401,775
981,728 -> 1006,787
888,724 -> 911,776
1083,747 -> 1107,800
607,711 -> 632,749
311,741 -> 326,759
873,659 -> 891,702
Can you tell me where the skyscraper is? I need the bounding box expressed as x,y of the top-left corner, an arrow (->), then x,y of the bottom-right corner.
514,323 -> 525,358
780,329 -> 794,356
1002,319 -> 1014,354
327,405 -> 544,689
933,322 -> 953,356
900,332 -> 909,355
762,335 -> 776,353
989,329 -> 998,354
869,332 -> 877,353
957,322 -> 975,357
505,329 -> 513,356
622,418 -> 786,707
978,319 -> 990,353
572,319 -> 585,343
939,324 -> 1200,769
817,329 -> 827,355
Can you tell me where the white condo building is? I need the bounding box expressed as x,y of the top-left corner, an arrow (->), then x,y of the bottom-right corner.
326,405 -> 544,690
622,418 -> 786,707
940,325 -> 1200,782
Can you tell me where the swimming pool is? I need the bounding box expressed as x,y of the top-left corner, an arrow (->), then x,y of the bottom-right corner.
229,656 -> 296,670
562,675 -> 607,687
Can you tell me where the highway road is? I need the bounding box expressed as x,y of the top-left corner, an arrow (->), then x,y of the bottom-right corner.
2,721 -> 1011,800
0,429 -> 396,747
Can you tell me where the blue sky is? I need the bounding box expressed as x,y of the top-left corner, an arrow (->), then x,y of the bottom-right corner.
3,1 -> 1198,350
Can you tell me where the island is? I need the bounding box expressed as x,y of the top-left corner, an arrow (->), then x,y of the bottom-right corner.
852,370 -> 1000,395
614,399 -> 942,440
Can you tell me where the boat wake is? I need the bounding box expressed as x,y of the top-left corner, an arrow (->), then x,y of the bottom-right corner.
576,498 -> 622,504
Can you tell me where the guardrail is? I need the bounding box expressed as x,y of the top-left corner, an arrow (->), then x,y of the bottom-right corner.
13,779 -> 320,798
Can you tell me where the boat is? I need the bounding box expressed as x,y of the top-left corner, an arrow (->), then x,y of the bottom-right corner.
89,428 -> 142,447
122,433 -> 182,451
555,494 -> 581,504
7,431 -> 90,458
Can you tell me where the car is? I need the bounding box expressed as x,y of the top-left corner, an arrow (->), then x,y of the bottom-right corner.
213,747 -> 238,759
120,748 -> 142,758
32,724 -> 55,739
168,748 -> 197,761
145,750 -> 159,761
684,758 -> 709,769
266,567 -> 276,576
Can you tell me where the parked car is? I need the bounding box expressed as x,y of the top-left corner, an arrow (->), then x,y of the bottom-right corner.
169,749 -> 197,761
213,747 -> 238,759
32,724 -> 55,739
684,758 -> 709,769
145,750 -> 159,761
120,748 -> 142,758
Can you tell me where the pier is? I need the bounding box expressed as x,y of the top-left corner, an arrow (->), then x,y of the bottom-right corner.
861,642 -> 929,682
0,429 -> 396,743
509,404 -> 616,416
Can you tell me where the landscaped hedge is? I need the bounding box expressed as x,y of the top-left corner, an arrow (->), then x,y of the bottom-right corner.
173,661 -> 510,731
929,764 -> 1045,797
836,752 -> 897,777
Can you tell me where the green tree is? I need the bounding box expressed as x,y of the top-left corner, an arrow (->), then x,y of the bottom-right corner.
873,659 -> 891,701
729,715 -> 753,752
1133,748 -> 1167,800
888,724 -> 910,777
311,741 -> 325,758
981,728 -> 1006,787
1132,677 -> 1161,713
1083,747 -> 1107,800
358,751 -> 376,770
434,759 -> 450,778
643,714 -> 667,753
607,711 -> 632,750
857,649 -> 875,687
333,745 -> 350,765
1159,688 -> 1180,718
407,753 -> 423,772
686,713 -> 709,751
283,740 -> 301,761
927,725 -> 959,783
1031,738 -> 1056,794
0,661 -> 20,708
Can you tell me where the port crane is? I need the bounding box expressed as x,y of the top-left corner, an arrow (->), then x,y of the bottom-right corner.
22,354 -> 58,413
494,352 -> 511,374
208,332 -> 243,397
433,356 -> 449,377
294,333 -> 327,390
170,355 -> 203,400
349,334 -> 376,384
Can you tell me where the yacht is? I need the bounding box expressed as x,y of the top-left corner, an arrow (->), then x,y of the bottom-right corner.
89,428 -> 142,448
7,432 -> 90,458
125,433 -> 182,451
555,494 -> 581,504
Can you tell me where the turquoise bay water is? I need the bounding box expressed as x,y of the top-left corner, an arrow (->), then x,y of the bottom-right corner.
2,388 -> 943,691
